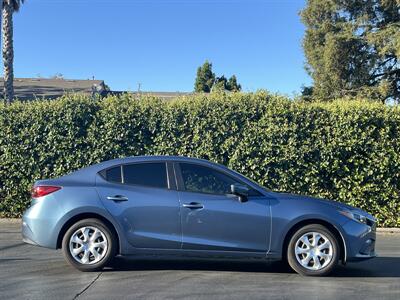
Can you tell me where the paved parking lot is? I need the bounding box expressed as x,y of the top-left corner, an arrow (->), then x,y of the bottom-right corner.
0,220 -> 399,300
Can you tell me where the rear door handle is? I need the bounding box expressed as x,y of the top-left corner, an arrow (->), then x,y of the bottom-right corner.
182,202 -> 204,209
107,195 -> 128,202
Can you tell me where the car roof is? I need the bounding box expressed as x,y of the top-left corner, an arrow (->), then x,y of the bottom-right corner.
65,156 -> 223,178
97,155 -> 219,169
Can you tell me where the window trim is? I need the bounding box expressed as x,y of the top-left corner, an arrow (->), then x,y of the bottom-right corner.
120,165 -> 124,184
174,162 -> 262,197
167,162 -> 177,190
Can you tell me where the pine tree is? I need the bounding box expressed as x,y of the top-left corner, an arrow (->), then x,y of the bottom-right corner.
194,60 -> 216,93
301,0 -> 400,102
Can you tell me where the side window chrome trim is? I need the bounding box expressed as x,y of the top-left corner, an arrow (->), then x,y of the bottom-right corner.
166,162 -> 178,190
120,165 -> 125,184
166,162 -> 171,189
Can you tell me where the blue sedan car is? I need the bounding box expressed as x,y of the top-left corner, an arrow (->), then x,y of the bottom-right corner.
22,156 -> 376,276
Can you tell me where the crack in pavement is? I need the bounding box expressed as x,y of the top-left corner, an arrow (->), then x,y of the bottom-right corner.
0,242 -> 26,251
72,272 -> 103,300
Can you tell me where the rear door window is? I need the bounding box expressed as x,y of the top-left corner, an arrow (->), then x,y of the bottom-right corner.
123,162 -> 168,189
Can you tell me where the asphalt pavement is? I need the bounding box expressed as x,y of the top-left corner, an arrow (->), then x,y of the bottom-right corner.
0,220 -> 399,300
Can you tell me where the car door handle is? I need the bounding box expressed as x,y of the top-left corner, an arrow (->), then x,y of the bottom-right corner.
182,202 -> 204,209
107,195 -> 128,202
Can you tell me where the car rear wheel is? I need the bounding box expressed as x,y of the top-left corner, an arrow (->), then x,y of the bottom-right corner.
62,218 -> 117,272
287,224 -> 339,276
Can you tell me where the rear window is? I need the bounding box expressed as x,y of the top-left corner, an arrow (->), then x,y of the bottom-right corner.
123,163 -> 167,189
100,166 -> 122,183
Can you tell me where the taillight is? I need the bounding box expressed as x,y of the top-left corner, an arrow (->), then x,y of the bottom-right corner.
31,186 -> 61,198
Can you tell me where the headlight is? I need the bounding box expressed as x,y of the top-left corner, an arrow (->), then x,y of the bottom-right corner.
339,210 -> 368,225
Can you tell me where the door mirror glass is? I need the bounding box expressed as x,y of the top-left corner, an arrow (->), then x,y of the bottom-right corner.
230,184 -> 249,202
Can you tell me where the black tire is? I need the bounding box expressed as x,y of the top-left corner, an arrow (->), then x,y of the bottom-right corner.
287,224 -> 339,276
62,218 -> 117,272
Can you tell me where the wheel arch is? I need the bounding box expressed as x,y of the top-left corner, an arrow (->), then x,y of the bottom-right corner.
56,212 -> 121,254
281,218 -> 347,264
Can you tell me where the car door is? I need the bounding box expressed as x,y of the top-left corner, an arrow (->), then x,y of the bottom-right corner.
176,162 -> 270,252
96,161 -> 181,249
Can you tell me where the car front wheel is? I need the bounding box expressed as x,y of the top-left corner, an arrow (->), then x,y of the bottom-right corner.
62,218 -> 117,272
287,224 -> 339,276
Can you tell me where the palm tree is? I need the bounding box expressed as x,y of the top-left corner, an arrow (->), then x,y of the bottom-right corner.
2,0 -> 25,104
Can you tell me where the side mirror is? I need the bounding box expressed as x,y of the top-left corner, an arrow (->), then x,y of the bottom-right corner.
230,184 -> 249,203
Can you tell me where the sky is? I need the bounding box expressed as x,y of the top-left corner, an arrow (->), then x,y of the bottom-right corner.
3,0 -> 311,95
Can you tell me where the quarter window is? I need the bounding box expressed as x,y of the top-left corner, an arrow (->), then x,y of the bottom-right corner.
123,163 -> 167,189
100,166 -> 122,183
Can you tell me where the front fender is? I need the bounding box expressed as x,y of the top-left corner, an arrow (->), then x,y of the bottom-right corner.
267,196 -> 349,260
275,214 -> 347,260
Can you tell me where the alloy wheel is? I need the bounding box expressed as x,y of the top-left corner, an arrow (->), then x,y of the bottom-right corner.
294,231 -> 333,271
69,226 -> 108,265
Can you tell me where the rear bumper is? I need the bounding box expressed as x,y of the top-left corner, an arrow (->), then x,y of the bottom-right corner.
342,219 -> 377,262
21,196 -> 63,249
21,187 -> 117,250
21,220 -> 39,246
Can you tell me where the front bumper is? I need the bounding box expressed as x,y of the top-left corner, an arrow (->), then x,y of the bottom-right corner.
342,219 -> 377,262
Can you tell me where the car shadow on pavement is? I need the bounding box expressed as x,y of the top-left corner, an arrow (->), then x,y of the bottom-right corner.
108,257 -> 292,273
106,256 -> 400,277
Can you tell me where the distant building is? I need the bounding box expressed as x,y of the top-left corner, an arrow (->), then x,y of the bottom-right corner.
0,78 -> 190,101
0,78 -> 107,101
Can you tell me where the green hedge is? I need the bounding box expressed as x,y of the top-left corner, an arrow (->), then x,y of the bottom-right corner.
1,92 -> 399,226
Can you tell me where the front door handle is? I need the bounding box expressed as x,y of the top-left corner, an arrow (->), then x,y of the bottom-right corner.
107,195 -> 128,202
182,202 -> 204,209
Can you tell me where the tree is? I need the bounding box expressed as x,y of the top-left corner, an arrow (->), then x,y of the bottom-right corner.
213,75 -> 242,92
2,0 -> 25,104
212,75 -> 228,91
301,0 -> 400,102
194,61 -> 242,92
226,75 -> 241,92
300,85 -> 314,102
194,60 -> 215,93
